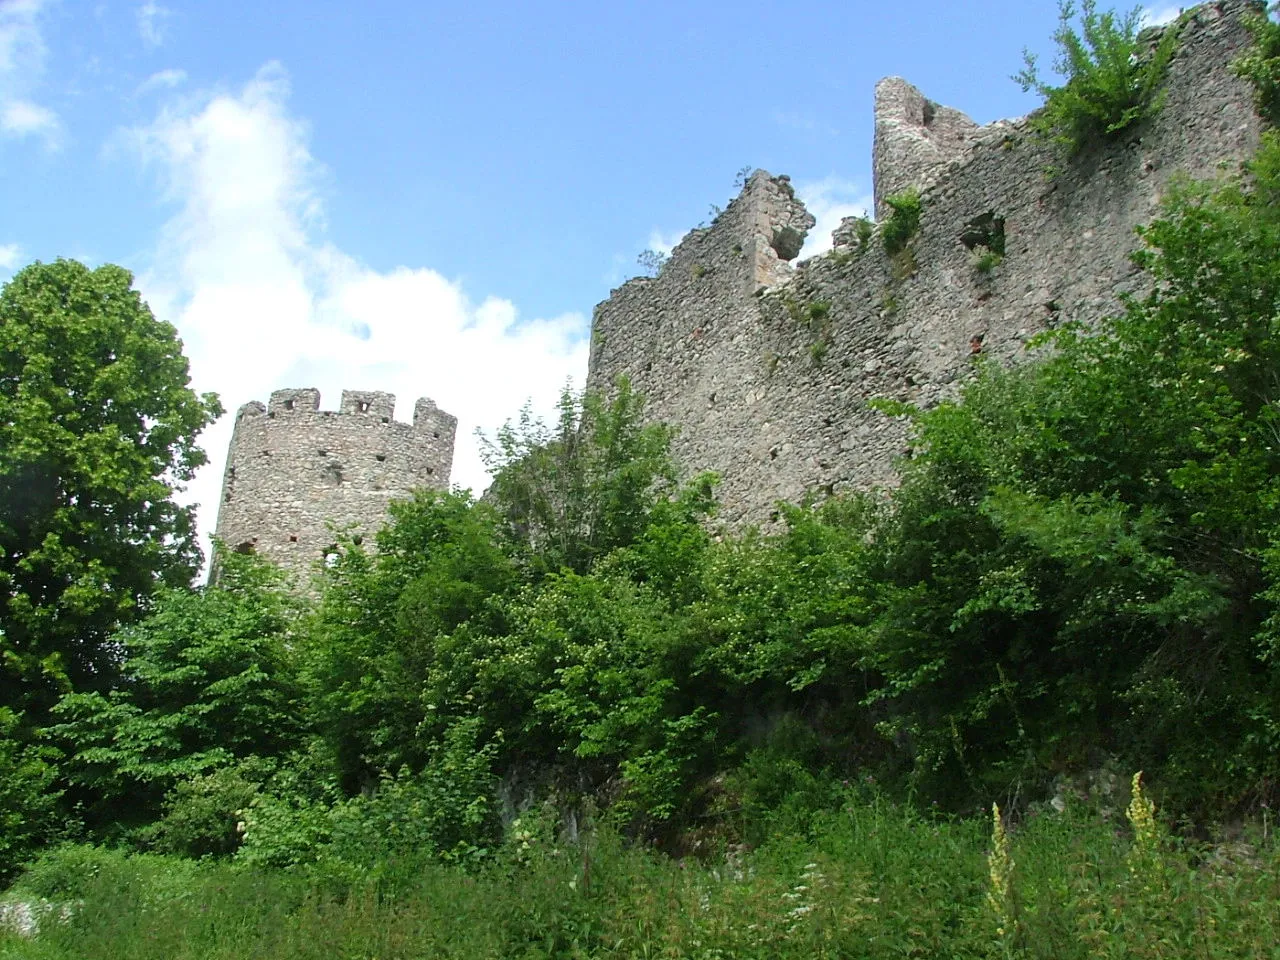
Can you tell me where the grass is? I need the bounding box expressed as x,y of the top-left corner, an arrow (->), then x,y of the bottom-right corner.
3,792 -> 1277,959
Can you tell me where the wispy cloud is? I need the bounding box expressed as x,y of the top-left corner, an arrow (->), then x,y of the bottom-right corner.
0,0 -> 59,147
0,242 -> 21,271
1,98 -> 56,138
125,63 -> 590,563
1141,4 -> 1182,27
646,228 -> 686,259
136,1 -> 171,48
137,68 -> 187,95
795,176 -> 873,259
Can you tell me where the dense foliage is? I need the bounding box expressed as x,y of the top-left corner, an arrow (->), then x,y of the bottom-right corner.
1016,0 -> 1181,154
0,260 -> 222,723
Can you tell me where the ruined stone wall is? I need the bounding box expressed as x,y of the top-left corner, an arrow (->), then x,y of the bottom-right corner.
214,388 -> 457,584
588,0 -> 1262,528
872,76 -> 991,217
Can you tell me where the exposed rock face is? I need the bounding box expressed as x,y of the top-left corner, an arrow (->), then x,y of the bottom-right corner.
213,388 -> 456,585
588,0 -> 1262,528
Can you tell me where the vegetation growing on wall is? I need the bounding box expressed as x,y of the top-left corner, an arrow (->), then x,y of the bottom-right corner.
1015,0 -> 1181,154
1233,1 -> 1280,126
879,187 -> 922,256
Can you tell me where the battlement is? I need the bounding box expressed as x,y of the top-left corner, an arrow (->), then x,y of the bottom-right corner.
588,0 -> 1262,528
214,387 -> 457,585
267,387 -> 320,416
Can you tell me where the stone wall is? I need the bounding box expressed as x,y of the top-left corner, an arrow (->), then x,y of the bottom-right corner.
213,388 -> 456,584
587,0 -> 1262,528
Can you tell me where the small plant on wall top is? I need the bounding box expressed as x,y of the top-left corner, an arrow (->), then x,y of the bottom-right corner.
881,188 -> 922,256
636,249 -> 668,278
1015,0 -> 1181,155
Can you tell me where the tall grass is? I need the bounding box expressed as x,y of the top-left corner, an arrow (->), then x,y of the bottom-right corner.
3,792 -> 1276,959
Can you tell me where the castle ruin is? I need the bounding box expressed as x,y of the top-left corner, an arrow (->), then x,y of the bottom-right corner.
587,0 -> 1263,527
214,388 -> 456,582
215,0 -> 1264,572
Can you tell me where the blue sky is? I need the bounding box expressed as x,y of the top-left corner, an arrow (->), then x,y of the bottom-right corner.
0,0 -> 1182,558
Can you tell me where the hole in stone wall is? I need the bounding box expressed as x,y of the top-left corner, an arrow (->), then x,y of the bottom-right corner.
229,467 -> 236,479
769,446 -> 779,461
770,226 -> 805,261
426,466 -> 435,475
959,212 -> 1006,256
432,431 -> 440,439
267,412 -> 276,419
233,541 -> 256,555
381,416 -> 389,423
359,401 -> 370,413
284,399 -> 295,411
318,449 -> 327,456
224,491 -> 232,503
375,454 -> 386,462
324,461 -> 344,485
289,534 -> 298,542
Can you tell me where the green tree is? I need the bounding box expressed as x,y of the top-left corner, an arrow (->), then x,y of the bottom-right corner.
1015,0 -> 1181,155
47,551 -> 303,832
0,259 -> 222,721
302,490 -> 516,791
480,380 -> 688,579
858,136 -> 1280,812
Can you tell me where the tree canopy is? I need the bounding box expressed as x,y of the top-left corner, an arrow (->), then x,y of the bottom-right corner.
0,259 -> 221,721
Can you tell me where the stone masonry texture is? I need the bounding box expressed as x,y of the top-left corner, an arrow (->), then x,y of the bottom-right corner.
587,0 -> 1263,529
214,388 -> 456,585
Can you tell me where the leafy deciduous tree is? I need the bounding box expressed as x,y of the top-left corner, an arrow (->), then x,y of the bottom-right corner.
0,259 -> 222,720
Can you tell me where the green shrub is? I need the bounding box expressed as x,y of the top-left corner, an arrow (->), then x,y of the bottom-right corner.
9,844 -> 142,901
1015,0 -> 1181,155
147,761 -> 268,859
880,188 -> 922,256
1232,1 -> 1280,126
972,245 -> 1004,273
237,719 -> 500,873
0,711 -> 63,883
854,215 -> 875,246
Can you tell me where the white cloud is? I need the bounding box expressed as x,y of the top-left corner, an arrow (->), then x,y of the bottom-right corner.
646,228 -> 686,258
1141,5 -> 1182,27
137,68 -> 187,95
795,176 -> 873,259
127,63 -> 590,566
0,0 -> 59,147
136,1 -> 171,48
0,242 -> 21,270
2,98 -> 56,138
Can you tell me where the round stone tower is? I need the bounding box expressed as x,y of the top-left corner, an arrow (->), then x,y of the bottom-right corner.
213,387 -> 457,583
